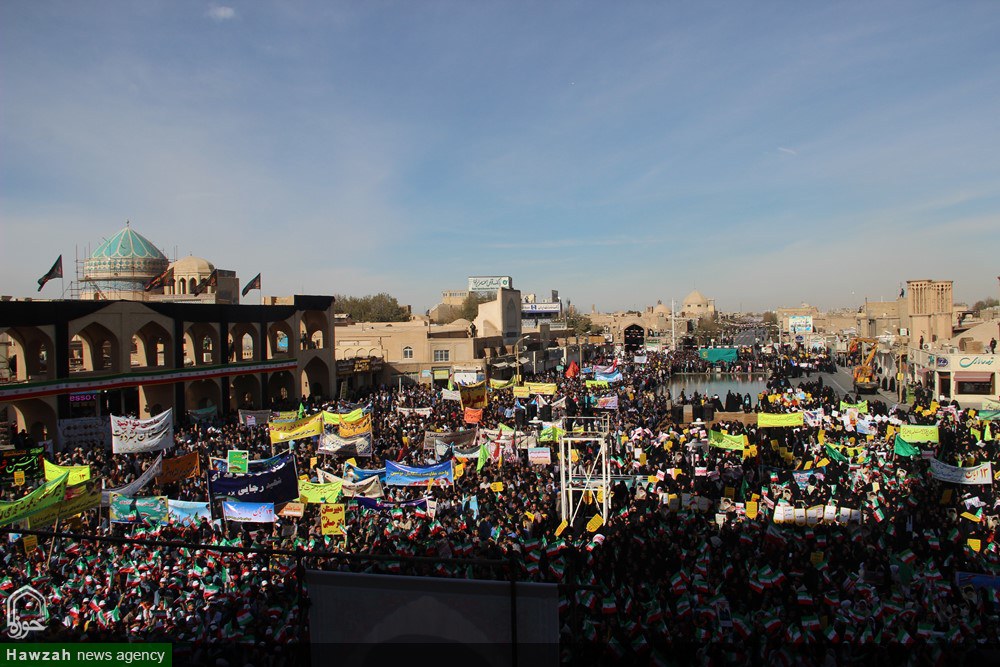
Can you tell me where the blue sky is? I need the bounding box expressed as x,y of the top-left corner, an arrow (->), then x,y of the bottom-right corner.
2,1 -> 999,313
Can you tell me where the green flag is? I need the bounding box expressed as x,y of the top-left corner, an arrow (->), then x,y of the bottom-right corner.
893,434 -> 921,457
297,403 -> 306,419
824,443 -> 850,463
477,444 -> 488,472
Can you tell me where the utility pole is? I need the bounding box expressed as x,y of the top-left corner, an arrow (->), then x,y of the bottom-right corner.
671,299 -> 676,351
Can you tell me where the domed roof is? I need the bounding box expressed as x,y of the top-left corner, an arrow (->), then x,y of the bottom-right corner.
653,302 -> 671,315
450,318 -> 472,327
170,255 -> 215,274
683,289 -> 709,306
90,224 -> 166,261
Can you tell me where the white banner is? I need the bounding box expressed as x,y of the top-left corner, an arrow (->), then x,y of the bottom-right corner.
396,407 -> 433,417
101,454 -> 164,506
317,469 -> 384,498
929,459 -> 993,485
222,501 -> 275,523
111,409 -> 174,454
238,409 -> 273,426
441,389 -> 461,402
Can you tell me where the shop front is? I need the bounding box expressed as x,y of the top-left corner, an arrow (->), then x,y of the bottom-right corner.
909,348 -> 999,407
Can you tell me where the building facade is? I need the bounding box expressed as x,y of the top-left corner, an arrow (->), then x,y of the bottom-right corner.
0,296 -> 335,442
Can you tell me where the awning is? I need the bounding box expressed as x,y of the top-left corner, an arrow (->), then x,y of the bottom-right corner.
954,372 -> 994,383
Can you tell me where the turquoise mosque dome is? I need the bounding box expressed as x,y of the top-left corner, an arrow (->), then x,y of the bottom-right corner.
84,222 -> 169,296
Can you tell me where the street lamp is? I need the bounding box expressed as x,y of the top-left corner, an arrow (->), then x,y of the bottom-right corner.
514,334 -> 531,383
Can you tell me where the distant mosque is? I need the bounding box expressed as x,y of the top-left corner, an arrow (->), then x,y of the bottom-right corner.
80,222 -> 240,303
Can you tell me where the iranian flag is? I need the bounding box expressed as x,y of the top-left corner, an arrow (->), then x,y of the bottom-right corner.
236,610 -> 253,627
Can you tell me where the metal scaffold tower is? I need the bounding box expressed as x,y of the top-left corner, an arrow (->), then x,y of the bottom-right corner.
558,413 -> 611,526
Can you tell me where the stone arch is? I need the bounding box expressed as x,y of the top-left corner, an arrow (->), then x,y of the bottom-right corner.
132,320 -> 173,369
301,357 -> 330,401
229,323 -> 259,362
267,320 -> 294,359
10,398 -> 56,443
1,326 -> 55,381
72,321 -> 121,373
183,322 -> 220,366
231,374 -> 262,410
178,278 -> 187,294
267,370 -> 296,406
300,311 -> 328,350
185,378 -> 221,411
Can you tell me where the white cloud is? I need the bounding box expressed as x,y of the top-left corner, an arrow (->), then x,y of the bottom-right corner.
207,5 -> 236,22
777,146 -> 797,156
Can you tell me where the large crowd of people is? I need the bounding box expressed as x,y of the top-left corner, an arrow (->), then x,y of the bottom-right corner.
3,344 -> 1000,665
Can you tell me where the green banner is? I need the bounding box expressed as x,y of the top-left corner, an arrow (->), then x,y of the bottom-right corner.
825,443 -> 850,463
758,412 -> 804,428
585,380 -> 609,389
539,426 -> 566,443
698,348 -> 738,363
899,425 -> 939,443
227,449 -> 249,474
709,430 -> 747,450
0,644 -> 171,667
298,479 -> 343,503
109,494 -> 168,525
979,410 -> 1000,421
489,379 -> 514,390
839,400 -> 869,414
893,434 -> 921,457
0,473 -> 68,526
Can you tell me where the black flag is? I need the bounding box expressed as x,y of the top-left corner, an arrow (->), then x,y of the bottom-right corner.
37,255 -> 63,292
144,266 -> 173,292
241,273 -> 261,297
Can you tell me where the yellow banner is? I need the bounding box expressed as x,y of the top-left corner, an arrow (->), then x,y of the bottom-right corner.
0,474 -> 69,526
28,483 -> 101,528
321,503 -> 346,535
299,479 -> 343,504
459,382 -> 488,409
338,414 -> 372,438
899,425 -> 939,443
525,382 -> 558,396
489,379 -> 514,390
322,409 -> 365,426
513,386 -> 530,398
44,460 -> 91,486
269,414 -> 323,444
758,412 -> 804,428
586,513 -> 604,532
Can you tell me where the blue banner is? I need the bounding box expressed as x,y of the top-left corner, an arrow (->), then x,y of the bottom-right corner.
594,371 -> 623,383
354,497 -> 428,511
385,461 -> 454,487
222,501 -> 275,523
344,462 -> 386,483
167,499 -> 212,524
211,451 -> 288,474
208,452 -> 298,502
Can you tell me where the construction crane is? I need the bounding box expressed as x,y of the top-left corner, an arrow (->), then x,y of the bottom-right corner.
849,337 -> 880,394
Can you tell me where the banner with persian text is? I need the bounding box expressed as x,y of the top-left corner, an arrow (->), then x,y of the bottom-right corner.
111,409 -> 174,453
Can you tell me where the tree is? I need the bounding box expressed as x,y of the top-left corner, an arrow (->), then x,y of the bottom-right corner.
455,292 -> 492,322
334,293 -> 410,322
972,297 -> 999,314
566,311 -> 593,336
762,311 -> 778,326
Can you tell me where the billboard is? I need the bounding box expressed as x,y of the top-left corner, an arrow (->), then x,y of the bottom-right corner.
468,276 -> 512,292
522,302 -> 561,314
788,315 -> 814,333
